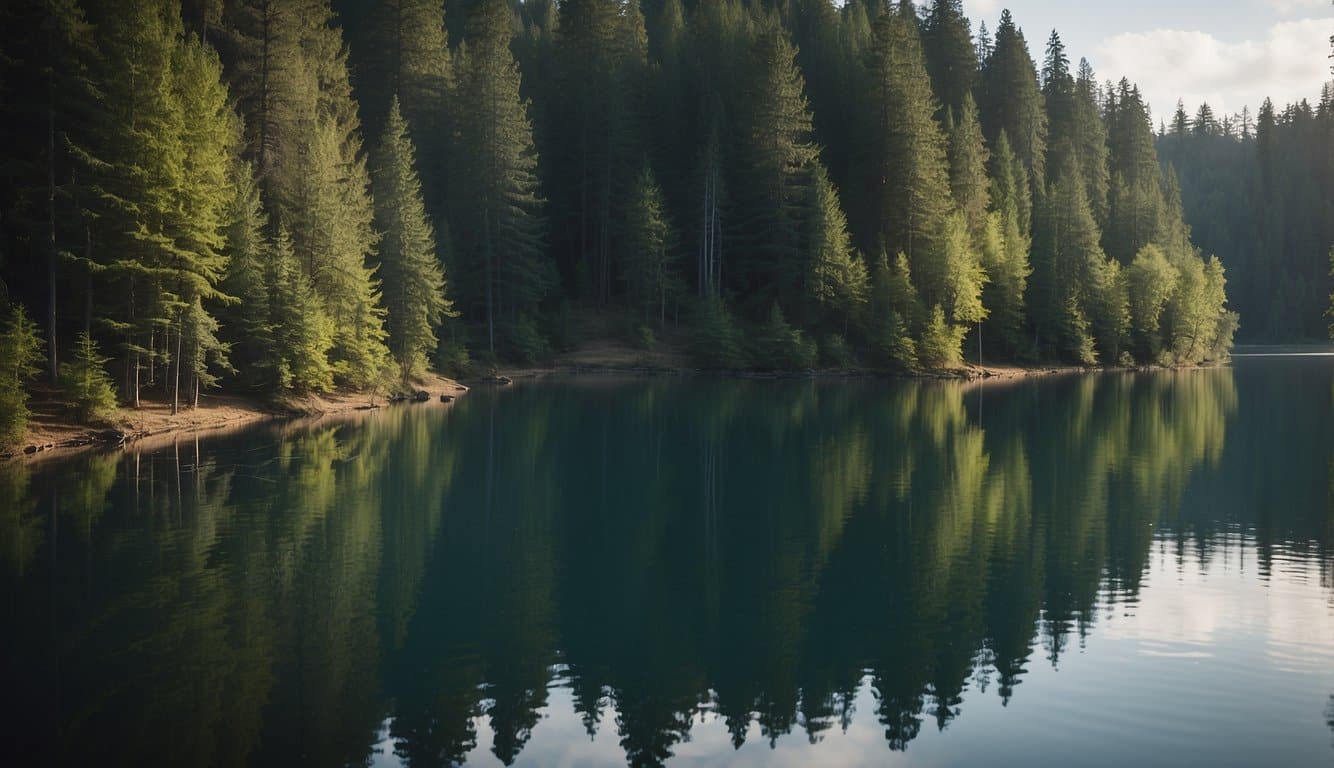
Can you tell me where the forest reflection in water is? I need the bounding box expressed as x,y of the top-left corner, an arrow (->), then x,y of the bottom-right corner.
2,358 -> 1333,767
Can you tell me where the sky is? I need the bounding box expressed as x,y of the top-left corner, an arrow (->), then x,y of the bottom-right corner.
930,0 -> 1334,122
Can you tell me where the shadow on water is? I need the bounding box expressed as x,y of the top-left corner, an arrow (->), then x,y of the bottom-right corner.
1,359 -> 1332,766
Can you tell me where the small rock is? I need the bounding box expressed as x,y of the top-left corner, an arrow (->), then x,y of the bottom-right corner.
412,390 -> 430,402
23,445 -> 37,454
440,394 -> 454,403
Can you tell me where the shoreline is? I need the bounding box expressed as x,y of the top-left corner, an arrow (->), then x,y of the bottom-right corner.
3,372 -> 468,465
4,355 -> 1237,465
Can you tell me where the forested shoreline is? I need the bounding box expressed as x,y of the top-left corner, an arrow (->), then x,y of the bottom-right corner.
1,0 -> 1326,444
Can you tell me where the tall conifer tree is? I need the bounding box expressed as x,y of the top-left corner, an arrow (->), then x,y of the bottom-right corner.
372,98 -> 453,381
451,0 -> 552,354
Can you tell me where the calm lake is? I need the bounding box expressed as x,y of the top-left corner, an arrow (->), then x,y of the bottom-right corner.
3,356 -> 1333,767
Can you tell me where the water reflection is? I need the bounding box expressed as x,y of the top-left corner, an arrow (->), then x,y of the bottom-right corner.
2,361 -> 1333,767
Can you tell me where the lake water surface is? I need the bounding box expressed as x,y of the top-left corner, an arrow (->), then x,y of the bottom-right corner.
2,357 -> 1333,766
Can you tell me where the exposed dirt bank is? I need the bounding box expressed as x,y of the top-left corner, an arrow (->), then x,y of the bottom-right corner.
4,373 -> 467,464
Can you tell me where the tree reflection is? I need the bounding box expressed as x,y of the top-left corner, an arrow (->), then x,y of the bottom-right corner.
5,363 -> 1334,767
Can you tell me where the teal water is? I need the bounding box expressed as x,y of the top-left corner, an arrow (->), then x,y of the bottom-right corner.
2,357 -> 1332,767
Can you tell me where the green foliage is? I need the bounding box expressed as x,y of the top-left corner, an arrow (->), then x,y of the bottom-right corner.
452,0 -> 553,355
921,0 -> 977,118
940,212 -> 988,326
979,10 -> 1047,192
433,339 -> 473,378
733,28 -> 819,309
805,163 -> 868,330
947,94 -> 991,238
1126,245 -> 1179,361
918,304 -> 967,370
220,164 -> 278,388
876,310 -> 919,373
373,98 -> 454,382
1030,160 -> 1107,364
1104,80 -> 1167,263
1086,256 -> 1130,363
622,165 -> 680,326
863,11 -> 955,276
980,210 -> 1030,355
0,305 -> 44,445
635,326 -> 657,353
1163,254 -> 1232,364
364,0 -> 453,204
819,333 -> 855,369
500,314 -> 551,366
60,332 -> 118,423
688,297 -> 746,370
750,303 -> 817,371
269,227 -> 336,393
0,0 -> 1258,388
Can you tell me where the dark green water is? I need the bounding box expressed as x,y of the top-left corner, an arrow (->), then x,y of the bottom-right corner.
2,357 -> 1333,767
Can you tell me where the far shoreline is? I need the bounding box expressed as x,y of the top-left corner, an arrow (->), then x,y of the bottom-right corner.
3,348 -> 1272,467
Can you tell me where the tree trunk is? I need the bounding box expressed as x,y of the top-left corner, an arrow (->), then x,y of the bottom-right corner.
171,317 -> 182,415
47,94 -> 59,384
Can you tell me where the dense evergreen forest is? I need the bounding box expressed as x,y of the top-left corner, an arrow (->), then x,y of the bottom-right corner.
1158,93 -> 1334,342
2,0 -> 1325,442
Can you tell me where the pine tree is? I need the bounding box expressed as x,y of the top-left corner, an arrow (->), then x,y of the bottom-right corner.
452,0 -> 552,355
1104,79 -> 1166,263
78,0 -> 181,407
734,27 -> 819,312
167,31 -> 239,412
0,0 -> 97,384
805,163 -> 868,332
862,10 -> 954,306
940,211 -> 987,329
60,331 -> 118,422
372,98 -> 453,381
220,162 -> 278,388
622,165 -> 680,326
363,0 -> 453,223
947,93 -> 990,238
269,225 -> 335,391
1073,59 -> 1110,227
920,0 -> 976,119
0,305 -> 44,445
75,0 -> 236,411
979,9 -> 1047,193
1030,159 -> 1109,363
221,0 -> 308,180
553,0 -> 646,304
1170,99 -> 1189,136
918,304 -> 966,369
978,209 -> 1029,355
364,0 -> 452,135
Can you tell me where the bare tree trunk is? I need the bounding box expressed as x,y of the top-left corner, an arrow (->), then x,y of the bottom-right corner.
47,84 -> 59,384
171,317 -> 182,415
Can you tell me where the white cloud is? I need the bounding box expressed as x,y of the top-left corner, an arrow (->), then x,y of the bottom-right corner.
967,0 -> 1003,17
1094,18 -> 1334,119
1265,0 -> 1330,16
